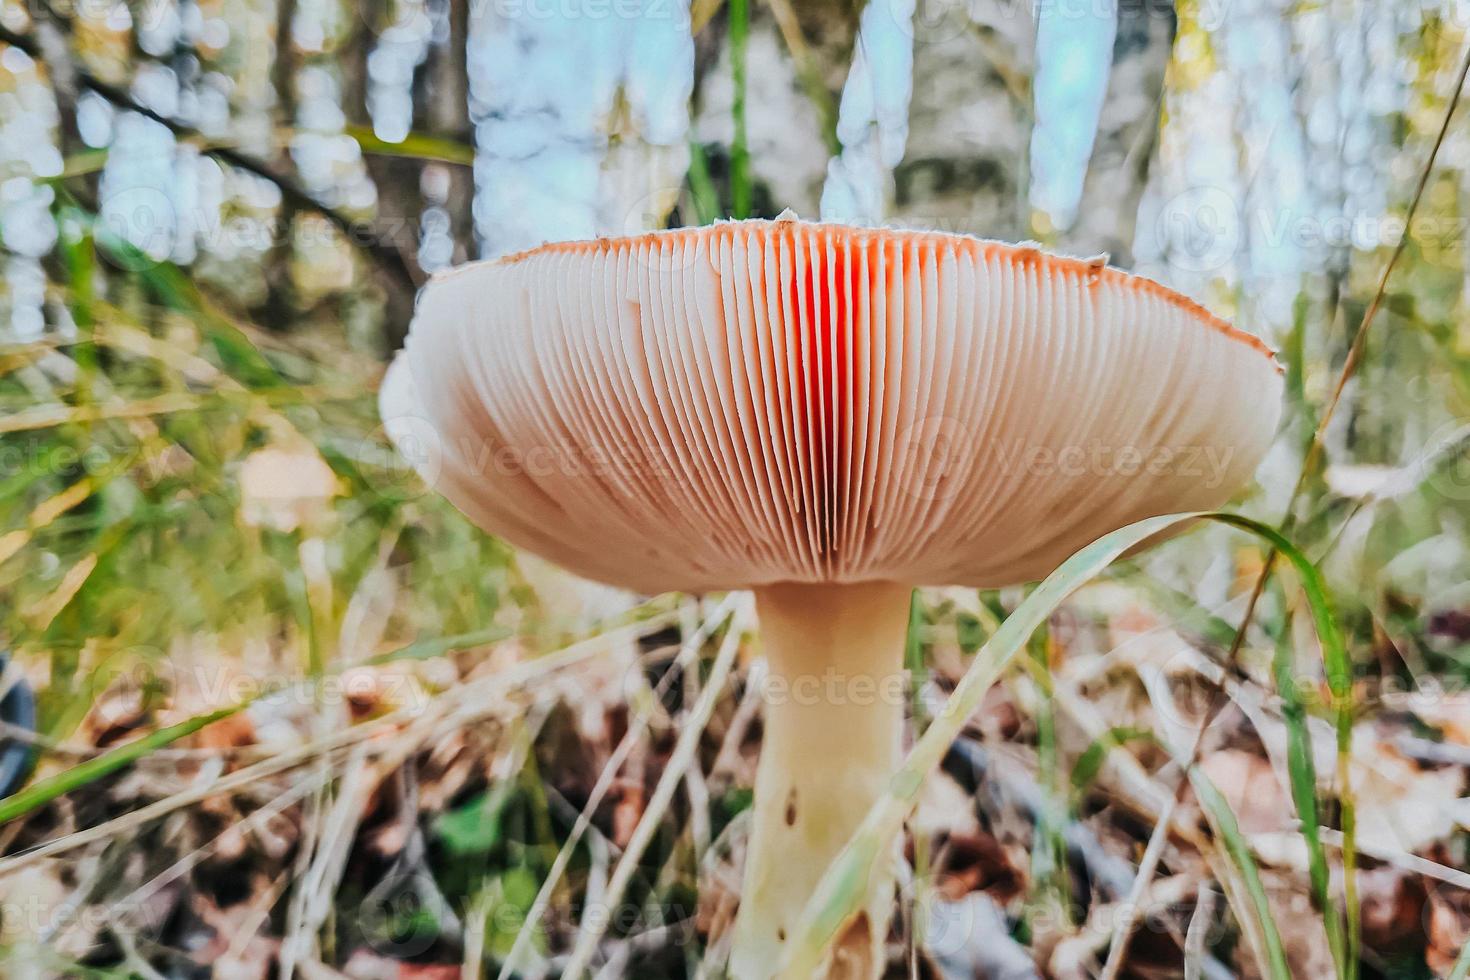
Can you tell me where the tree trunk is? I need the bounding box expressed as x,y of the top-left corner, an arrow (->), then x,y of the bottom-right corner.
894,0 -> 1036,240
416,0 -> 472,268
1063,9 -> 1175,265
344,4 -> 422,351
692,0 -> 860,217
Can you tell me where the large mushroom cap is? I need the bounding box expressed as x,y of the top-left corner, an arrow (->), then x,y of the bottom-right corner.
382,217 -> 1282,594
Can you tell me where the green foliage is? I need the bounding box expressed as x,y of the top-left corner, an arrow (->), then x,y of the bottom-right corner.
434,786 -> 516,858
0,705 -> 241,823
1069,726 -> 1157,796
780,511 -> 1361,979
727,0 -> 751,219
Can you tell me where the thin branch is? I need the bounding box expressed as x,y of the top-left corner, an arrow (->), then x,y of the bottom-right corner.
1103,33 -> 1470,980
0,21 -> 422,294
558,600 -> 747,977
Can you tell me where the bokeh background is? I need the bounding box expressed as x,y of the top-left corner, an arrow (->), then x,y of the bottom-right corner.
1,0 -> 1470,977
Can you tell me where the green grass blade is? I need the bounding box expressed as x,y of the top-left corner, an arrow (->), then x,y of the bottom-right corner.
344,124 -> 476,166
778,512 -> 1205,976
1190,769 -> 1292,978
0,705 -> 241,825
1273,626 -> 1347,976
728,0 -> 751,218
686,141 -> 721,225
779,510 -> 1355,980
1211,513 -> 1357,977
362,626 -> 512,666
1070,726 -> 1156,796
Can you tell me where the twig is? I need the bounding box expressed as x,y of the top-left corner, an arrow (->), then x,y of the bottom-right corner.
1392,734 -> 1470,768
283,744 -> 378,975
1184,882 -> 1217,980
1103,34 -> 1470,980
707,658 -> 765,781
0,22 -> 421,295
497,595 -> 739,979
117,767 -> 325,917
763,0 -> 842,155
0,610 -> 678,874
545,922 -> 689,976
558,598 -> 749,977
1318,828 -> 1470,891
278,753 -> 330,980
1097,714 -> 1210,980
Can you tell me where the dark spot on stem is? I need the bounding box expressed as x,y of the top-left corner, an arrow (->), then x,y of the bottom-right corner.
784,788 -> 798,826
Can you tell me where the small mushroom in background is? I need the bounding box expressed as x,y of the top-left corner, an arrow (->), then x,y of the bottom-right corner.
380,215 -> 1283,979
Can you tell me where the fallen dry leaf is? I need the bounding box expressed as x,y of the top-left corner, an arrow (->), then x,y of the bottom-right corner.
189,890 -> 279,980
1356,864 -> 1429,954
1427,884 -> 1470,976
1351,730 -> 1465,856
1197,749 -> 1292,835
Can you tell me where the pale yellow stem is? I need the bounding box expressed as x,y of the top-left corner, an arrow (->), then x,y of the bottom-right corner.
729,581 -> 912,980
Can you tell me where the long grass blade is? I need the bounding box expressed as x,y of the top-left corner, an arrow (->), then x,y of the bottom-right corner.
686,140 -> 722,226
1210,513 -> 1356,979
0,705 -> 241,825
1190,769 -> 1291,977
779,510 -> 1355,980
728,0 -> 751,218
362,626 -> 512,666
343,124 -> 475,167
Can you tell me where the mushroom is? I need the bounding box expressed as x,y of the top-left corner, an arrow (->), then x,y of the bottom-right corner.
380,215 -> 1282,978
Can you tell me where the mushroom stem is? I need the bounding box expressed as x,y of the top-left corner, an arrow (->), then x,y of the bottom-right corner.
732,581 -> 913,980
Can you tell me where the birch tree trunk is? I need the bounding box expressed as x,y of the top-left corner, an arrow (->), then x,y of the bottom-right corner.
692,0 -> 860,217
893,0 -> 1035,239
1064,9 -> 1176,264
